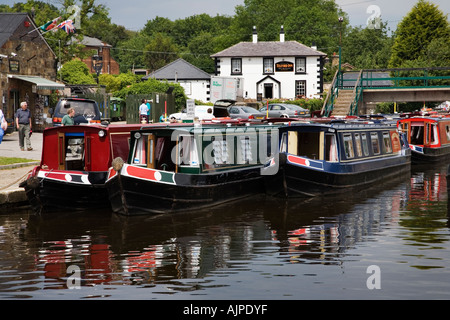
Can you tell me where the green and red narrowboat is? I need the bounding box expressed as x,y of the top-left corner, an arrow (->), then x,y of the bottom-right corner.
105,123 -> 279,216
398,116 -> 450,163
20,123 -> 142,213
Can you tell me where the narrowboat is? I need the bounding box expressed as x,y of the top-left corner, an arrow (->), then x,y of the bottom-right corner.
20,123 -> 142,213
397,116 -> 450,163
105,123 -> 279,216
265,122 -> 411,197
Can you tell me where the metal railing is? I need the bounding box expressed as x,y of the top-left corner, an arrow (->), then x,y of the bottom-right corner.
322,67 -> 450,116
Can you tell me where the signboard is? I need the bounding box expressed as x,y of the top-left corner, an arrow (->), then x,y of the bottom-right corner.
186,99 -> 195,118
275,61 -> 293,72
9,60 -> 19,72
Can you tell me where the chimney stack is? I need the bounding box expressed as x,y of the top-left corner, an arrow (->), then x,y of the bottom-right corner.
252,26 -> 258,43
311,41 -> 317,50
280,25 -> 285,42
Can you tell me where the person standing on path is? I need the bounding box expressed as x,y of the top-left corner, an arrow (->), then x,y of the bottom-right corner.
15,101 -> 32,151
62,107 -> 75,126
139,99 -> 149,123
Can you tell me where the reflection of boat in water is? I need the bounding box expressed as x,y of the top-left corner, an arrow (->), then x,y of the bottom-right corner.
23,173 -> 411,287
105,123 -> 278,216
19,124 -> 141,213
265,122 -> 411,197
398,116 -> 450,164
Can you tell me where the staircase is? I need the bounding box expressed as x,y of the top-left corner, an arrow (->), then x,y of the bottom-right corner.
331,90 -> 355,116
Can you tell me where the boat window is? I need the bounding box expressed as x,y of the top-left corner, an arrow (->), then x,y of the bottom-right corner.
429,123 -> 438,145
371,132 -> 380,155
354,133 -> 363,157
297,132 -> 320,159
212,137 -> 229,165
410,122 -> 424,145
325,134 -> 338,162
280,132 -> 287,153
361,133 -> 369,156
65,134 -> 84,170
446,125 -> 450,142
343,134 -> 354,159
132,136 -> 147,165
178,135 -> 199,167
237,136 -> 254,164
383,132 -> 392,153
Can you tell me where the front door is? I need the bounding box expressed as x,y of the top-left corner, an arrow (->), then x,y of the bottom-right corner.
264,83 -> 273,99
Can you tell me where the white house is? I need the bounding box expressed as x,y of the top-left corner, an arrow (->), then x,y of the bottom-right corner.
142,58 -> 211,102
211,26 -> 327,101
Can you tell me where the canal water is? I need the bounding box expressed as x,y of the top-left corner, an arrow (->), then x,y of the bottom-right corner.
0,163 -> 449,301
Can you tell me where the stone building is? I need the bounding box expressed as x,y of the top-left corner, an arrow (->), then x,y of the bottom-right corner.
0,12 -> 64,131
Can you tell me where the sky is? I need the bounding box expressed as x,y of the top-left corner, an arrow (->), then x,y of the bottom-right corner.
102,0 -> 450,32
1,0 -> 449,32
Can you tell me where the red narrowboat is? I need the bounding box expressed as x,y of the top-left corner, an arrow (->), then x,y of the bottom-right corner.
398,116 -> 450,163
20,124 -> 142,213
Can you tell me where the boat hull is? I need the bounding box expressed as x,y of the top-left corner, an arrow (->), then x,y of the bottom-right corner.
20,168 -> 109,213
266,154 -> 411,197
410,144 -> 450,164
106,165 -> 265,216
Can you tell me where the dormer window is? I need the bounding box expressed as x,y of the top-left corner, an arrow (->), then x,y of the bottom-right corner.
231,58 -> 242,75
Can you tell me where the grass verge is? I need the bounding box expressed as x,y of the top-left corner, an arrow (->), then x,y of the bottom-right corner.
0,157 -> 36,166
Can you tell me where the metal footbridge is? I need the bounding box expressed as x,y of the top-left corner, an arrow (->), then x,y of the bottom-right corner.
321,67 -> 450,116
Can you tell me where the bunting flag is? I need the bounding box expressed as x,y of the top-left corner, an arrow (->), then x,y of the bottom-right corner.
56,19 -> 76,34
39,16 -> 61,32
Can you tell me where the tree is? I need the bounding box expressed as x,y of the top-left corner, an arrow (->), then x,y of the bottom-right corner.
143,33 -> 179,72
59,59 -> 96,84
342,21 -> 393,69
389,0 -> 449,68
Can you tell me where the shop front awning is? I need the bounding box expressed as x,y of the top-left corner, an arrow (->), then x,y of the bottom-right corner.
8,75 -> 65,90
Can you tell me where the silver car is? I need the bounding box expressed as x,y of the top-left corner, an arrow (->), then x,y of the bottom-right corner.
260,103 -> 310,118
228,105 -> 265,120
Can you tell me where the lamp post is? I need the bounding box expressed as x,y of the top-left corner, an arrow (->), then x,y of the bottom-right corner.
338,16 -> 343,74
92,55 -> 103,85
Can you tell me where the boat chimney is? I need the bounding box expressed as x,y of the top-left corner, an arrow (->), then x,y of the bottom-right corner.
252,26 -> 258,43
280,25 -> 285,42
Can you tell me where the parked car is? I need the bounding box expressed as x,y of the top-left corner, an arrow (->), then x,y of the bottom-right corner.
169,105 -> 214,121
228,105 -> 265,120
5,117 -> 14,134
260,103 -> 310,118
49,97 -> 102,126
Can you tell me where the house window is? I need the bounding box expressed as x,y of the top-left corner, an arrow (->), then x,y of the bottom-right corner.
295,80 -> 307,98
231,58 -> 242,75
263,58 -> 274,74
295,57 -> 306,73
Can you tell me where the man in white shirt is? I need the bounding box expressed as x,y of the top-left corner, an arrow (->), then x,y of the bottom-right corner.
139,99 -> 149,123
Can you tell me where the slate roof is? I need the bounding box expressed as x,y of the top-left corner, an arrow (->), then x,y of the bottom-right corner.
79,36 -> 112,48
211,41 -> 327,58
143,58 -> 211,81
0,13 -> 28,48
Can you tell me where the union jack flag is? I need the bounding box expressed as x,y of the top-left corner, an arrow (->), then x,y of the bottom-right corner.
56,19 -> 76,34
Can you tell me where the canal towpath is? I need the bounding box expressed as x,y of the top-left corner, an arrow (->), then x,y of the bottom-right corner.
0,131 -> 41,207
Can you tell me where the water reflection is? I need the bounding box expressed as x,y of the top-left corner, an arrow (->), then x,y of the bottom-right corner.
0,164 -> 449,299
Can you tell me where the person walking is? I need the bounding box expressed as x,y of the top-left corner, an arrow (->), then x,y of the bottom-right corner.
0,107 -> 7,144
62,107 -> 75,126
15,101 -> 32,151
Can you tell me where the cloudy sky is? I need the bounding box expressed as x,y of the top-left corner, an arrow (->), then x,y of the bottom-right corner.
2,0 -> 449,32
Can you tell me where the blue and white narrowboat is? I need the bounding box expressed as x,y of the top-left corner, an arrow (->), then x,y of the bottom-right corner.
265,122 -> 411,197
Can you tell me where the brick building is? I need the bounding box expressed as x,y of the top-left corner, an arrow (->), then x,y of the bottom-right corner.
0,12 -> 64,131
79,36 -> 120,75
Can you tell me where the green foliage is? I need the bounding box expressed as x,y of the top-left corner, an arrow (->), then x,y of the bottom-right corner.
98,72 -> 141,93
389,0 -> 450,68
116,78 -> 187,109
59,59 -> 96,84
